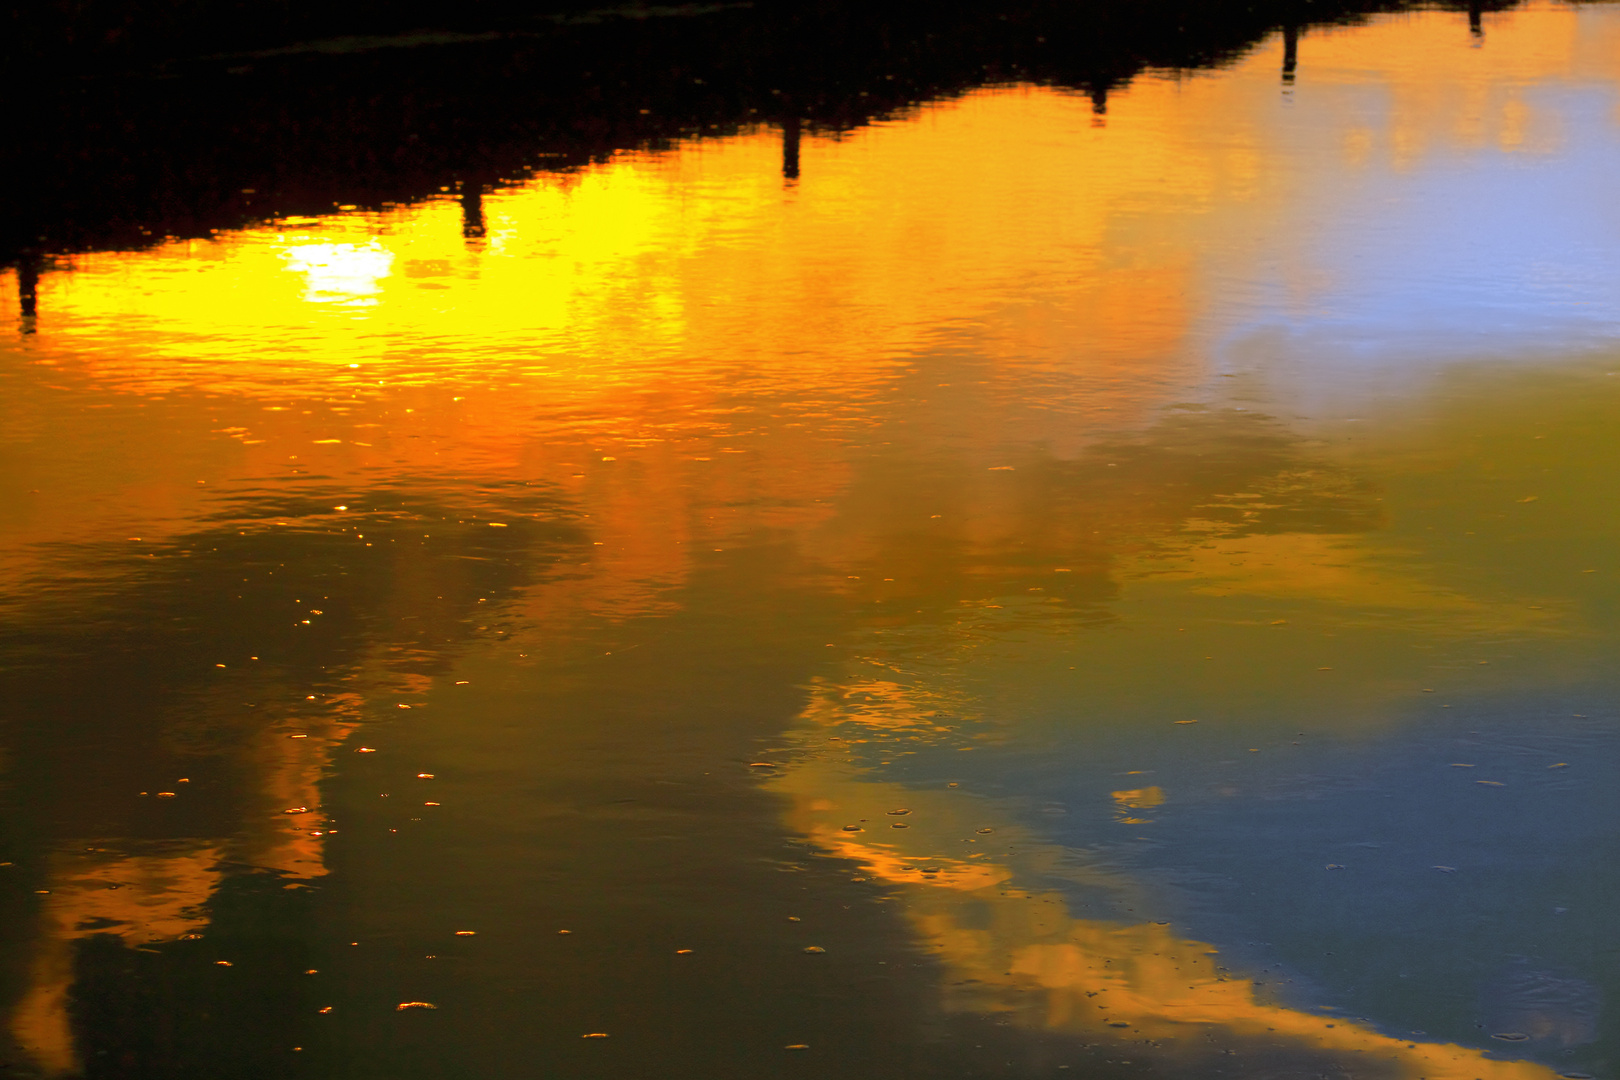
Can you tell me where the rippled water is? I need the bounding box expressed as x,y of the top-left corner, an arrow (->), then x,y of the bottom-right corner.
3,4 -> 1620,1077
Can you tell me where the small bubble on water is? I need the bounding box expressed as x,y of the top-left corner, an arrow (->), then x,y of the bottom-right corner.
1491,1033 -> 1530,1042
396,1002 -> 436,1011
803,946 -> 825,954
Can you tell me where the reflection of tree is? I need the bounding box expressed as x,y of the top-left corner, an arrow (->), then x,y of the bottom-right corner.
0,479 -> 586,1076
765,405 -> 1566,1076
825,407 -> 1384,623
3,0 -> 1479,279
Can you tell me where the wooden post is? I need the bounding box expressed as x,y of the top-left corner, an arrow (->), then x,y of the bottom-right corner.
461,182 -> 485,240
782,115 -> 801,182
17,253 -> 40,327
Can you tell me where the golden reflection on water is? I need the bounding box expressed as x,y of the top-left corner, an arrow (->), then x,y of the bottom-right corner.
2,2 -> 1618,1075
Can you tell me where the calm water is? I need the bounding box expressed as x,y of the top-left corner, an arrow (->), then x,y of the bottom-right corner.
4,5 -> 1620,1078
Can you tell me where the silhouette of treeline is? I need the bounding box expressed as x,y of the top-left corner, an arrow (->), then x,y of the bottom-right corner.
2,0 -> 1516,286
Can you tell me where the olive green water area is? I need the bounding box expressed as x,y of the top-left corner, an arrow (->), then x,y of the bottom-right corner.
2,4 -> 1620,1078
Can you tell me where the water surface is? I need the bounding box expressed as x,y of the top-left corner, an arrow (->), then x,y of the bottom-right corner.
3,5 -> 1620,1078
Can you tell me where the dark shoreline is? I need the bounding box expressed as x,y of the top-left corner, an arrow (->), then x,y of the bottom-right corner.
2,0 -> 1516,289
